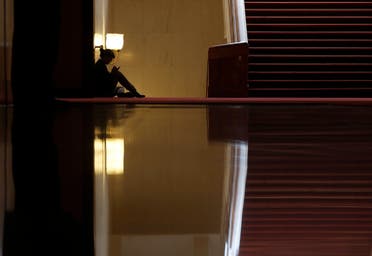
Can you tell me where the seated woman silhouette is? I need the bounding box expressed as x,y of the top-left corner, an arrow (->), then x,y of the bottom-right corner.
93,48 -> 145,97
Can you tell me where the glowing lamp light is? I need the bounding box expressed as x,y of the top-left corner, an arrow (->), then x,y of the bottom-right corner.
106,33 -> 124,51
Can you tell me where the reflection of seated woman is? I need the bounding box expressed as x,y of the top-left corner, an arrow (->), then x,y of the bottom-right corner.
93,48 -> 145,97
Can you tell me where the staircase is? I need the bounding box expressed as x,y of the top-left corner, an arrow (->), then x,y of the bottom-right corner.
245,0 -> 372,96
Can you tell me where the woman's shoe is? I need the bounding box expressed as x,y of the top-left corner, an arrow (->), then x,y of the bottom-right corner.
134,92 -> 145,98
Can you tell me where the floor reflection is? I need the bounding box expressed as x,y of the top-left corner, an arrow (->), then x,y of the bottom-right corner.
239,104 -> 372,256
3,103 -> 372,256
0,107 -> 12,256
92,105 -> 239,256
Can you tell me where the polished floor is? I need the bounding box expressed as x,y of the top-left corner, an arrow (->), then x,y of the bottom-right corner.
1,102 -> 372,256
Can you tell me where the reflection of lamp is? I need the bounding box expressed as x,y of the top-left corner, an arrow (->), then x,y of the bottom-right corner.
105,138 -> 124,175
106,33 -> 124,51
94,137 -> 124,175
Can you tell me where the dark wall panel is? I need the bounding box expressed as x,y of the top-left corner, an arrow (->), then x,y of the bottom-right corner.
0,0 -> 13,104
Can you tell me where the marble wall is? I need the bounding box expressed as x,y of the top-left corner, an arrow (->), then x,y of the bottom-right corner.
106,0 -> 226,97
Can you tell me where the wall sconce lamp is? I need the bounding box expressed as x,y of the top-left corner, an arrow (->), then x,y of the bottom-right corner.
105,33 -> 124,51
94,33 -> 124,51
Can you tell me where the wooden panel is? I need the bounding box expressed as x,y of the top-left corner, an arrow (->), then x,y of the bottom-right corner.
0,0 -> 13,105
207,42 -> 250,97
208,105 -> 250,141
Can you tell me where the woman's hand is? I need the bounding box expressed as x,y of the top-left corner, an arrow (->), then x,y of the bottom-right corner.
111,66 -> 120,74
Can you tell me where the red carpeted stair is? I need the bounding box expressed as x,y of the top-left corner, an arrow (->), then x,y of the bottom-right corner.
245,0 -> 372,96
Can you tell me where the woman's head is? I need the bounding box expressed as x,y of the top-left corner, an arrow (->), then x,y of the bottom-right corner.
100,48 -> 115,64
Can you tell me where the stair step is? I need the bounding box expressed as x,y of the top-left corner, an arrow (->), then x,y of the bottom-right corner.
247,16 -> 372,23
245,87 -> 372,97
246,1 -> 372,7
249,46 -> 372,54
248,39 -> 372,46
249,63 -> 372,71
248,31 -> 372,39
250,63 -> 372,66
250,46 -> 372,49
250,54 -> 372,63
247,80 -> 372,87
250,54 -> 372,57
249,71 -> 372,79
246,0 -> 372,2
246,9 -> 372,15
248,79 -> 372,82
248,24 -> 372,31
249,71 -> 372,73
